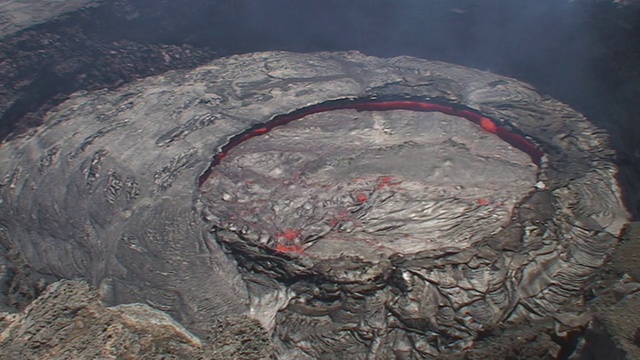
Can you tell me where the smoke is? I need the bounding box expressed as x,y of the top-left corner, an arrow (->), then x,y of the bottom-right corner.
152,0 -> 606,116
193,0 -> 593,92
164,0 -> 637,214
120,0 -> 613,109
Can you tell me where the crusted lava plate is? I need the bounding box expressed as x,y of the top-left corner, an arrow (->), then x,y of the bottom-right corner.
0,51 -> 630,359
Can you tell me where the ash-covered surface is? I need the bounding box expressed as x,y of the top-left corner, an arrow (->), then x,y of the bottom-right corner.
0,51 -> 630,358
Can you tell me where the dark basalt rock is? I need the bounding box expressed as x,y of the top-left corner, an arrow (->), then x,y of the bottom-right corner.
0,51 -> 630,358
0,0 -> 217,144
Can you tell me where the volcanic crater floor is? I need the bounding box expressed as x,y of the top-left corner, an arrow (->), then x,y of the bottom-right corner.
200,109 -> 538,259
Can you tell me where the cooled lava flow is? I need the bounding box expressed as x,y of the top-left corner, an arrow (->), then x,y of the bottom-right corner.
0,50 -> 628,358
198,99 -> 543,257
198,98 -> 544,187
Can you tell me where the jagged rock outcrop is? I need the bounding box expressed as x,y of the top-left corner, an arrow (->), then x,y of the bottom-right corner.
0,279 -> 272,359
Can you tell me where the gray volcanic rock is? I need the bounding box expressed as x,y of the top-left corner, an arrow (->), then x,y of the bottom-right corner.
0,51 -> 630,358
0,0 -> 98,38
0,279 -> 272,359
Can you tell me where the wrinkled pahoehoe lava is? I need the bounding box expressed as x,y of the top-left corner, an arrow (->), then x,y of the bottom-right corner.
0,52 -> 630,358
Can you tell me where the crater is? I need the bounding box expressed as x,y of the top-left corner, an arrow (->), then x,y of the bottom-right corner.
200,102 -> 541,260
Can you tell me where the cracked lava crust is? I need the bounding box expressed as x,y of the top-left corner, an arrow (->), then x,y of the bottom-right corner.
0,51 -> 630,359
199,103 -> 539,259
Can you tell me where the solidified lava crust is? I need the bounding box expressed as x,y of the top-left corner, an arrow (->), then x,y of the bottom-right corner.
0,51 -> 630,359
197,98 -> 545,187
198,98 -> 546,258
